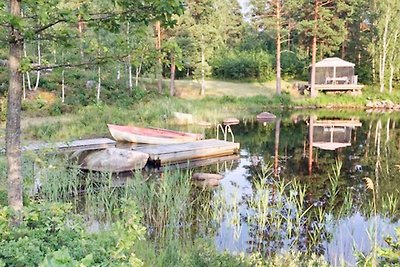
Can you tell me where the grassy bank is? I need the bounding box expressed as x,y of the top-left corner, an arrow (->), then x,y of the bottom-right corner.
22,95 -> 290,142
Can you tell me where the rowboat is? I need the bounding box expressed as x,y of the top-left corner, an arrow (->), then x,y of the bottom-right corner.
107,124 -> 203,144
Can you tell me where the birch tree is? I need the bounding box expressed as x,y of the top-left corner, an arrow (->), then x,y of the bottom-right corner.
373,0 -> 400,93
1,0 -> 184,213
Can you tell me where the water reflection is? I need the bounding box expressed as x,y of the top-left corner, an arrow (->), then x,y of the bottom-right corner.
308,118 -> 362,175
208,111 -> 400,266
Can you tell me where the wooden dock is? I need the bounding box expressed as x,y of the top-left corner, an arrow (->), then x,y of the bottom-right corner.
134,139 -> 240,166
21,138 -> 116,152
152,154 -> 240,172
11,137 -> 240,173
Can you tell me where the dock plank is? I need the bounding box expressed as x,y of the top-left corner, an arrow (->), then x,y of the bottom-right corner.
22,138 -> 116,152
150,154 -> 240,173
134,139 -> 239,165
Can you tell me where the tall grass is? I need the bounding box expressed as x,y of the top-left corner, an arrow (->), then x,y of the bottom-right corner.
2,152 -> 399,266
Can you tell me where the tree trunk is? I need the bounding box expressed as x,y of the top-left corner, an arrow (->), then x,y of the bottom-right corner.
135,67 -> 140,87
310,0 -> 319,98
78,16 -> 84,61
200,35 -> 206,96
33,36 -> 41,91
7,0 -> 24,212
22,73 -> 26,100
97,66 -> 101,102
156,21 -> 162,93
117,64 -> 121,81
379,10 -> 390,93
23,41 -> 32,91
170,52 -> 176,97
275,0 -> 281,95
128,56 -> 133,90
61,51 -> 65,103
388,31 -> 398,94
135,50 -> 144,87
127,22 -> 132,91
389,63 -> 394,93
61,69 -> 65,103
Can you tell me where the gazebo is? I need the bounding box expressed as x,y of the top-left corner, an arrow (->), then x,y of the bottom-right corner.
309,57 -> 363,93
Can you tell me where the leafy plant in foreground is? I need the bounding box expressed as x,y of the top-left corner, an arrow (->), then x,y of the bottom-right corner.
0,201 -> 145,266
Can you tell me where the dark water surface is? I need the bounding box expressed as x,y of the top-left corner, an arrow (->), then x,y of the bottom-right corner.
196,110 -> 400,266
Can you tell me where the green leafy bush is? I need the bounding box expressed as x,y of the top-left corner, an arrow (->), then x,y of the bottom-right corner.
0,201 -> 145,266
212,50 -> 274,81
280,51 -> 307,80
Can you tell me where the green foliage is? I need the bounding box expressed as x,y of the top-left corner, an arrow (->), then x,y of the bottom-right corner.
40,249 -> 94,267
212,50 -> 274,81
280,51 -> 307,80
0,201 -> 145,267
153,239 -> 264,267
378,227 -> 400,265
358,227 -> 400,266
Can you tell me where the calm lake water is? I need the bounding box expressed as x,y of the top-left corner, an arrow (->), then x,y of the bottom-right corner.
20,109 -> 399,266
193,110 -> 400,266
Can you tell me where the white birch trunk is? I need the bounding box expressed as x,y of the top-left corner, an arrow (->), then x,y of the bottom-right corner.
128,57 -> 133,91
117,65 -> 121,81
22,73 -> 26,100
388,31 -> 398,94
97,66 -> 101,102
34,36 -> 41,91
135,52 -> 144,87
61,69 -> 65,103
127,22 -> 133,91
379,10 -> 390,93
23,41 -> 32,91
389,63 -> 394,93
200,35 -> 206,96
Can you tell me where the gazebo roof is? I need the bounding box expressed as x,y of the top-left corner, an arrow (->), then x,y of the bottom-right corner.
314,57 -> 355,68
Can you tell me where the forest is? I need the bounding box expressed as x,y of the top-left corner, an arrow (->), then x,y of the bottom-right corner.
1,0 -> 399,100
1,0 -> 400,266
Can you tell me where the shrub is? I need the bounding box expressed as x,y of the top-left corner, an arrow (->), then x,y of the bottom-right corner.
211,50 -> 274,81
0,201 -> 145,266
280,51 -> 307,80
